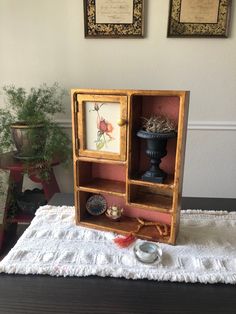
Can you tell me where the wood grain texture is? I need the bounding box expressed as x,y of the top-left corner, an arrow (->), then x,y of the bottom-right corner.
170,91 -> 190,244
79,214 -> 170,242
0,274 -> 235,314
77,156 -> 126,165
71,91 -> 79,223
78,178 -> 126,196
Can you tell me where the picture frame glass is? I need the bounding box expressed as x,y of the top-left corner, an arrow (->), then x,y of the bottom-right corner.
168,0 -> 231,37
77,94 -> 127,161
95,0 -> 134,24
84,0 -> 144,37
85,101 -> 120,153
179,0 -> 220,23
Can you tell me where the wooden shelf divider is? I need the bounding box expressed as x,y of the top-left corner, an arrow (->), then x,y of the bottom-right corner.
78,178 -> 126,197
78,156 -> 127,165
128,196 -> 173,212
128,177 -> 174,190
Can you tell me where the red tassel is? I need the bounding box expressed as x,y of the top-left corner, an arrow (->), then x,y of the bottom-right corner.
114,233 -> 136,248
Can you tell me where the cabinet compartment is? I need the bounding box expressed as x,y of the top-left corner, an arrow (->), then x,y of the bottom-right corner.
76,191 -> 171,242
129,95 -> 179,184
76,160 -> 126,196
128,183 -> 173,211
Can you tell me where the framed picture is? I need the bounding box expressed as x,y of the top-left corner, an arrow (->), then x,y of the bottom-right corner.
77,94 -> 127,161
167,0 -> 231,37
83,0 -> 144,38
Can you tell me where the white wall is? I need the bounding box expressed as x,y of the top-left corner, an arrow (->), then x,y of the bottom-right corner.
0,0 -> 236,198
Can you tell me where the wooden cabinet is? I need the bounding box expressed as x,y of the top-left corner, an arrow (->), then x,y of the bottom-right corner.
71,89 -> 189,244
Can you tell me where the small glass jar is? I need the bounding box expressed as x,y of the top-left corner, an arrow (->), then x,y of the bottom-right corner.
134,242 -> 162,264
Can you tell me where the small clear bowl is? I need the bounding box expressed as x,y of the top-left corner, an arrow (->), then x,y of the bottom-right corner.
134,242 -> 162,264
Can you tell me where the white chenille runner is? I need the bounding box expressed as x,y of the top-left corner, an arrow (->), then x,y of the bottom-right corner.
0,205 -> 236,284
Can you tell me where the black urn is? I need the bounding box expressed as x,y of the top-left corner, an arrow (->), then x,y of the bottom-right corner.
137,130 -> 177,183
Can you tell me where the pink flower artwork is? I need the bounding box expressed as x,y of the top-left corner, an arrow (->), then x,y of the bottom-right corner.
90,103 -> 115,150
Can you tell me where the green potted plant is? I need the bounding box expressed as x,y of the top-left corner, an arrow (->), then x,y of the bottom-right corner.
0,82 -> 71,180
137,115 -> 177,183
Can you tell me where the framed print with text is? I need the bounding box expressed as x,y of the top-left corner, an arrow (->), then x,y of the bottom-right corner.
168,0 -> 231,37
84,0 -> 144,38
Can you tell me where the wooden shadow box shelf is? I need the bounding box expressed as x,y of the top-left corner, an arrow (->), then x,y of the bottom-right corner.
71,89 -> 189,244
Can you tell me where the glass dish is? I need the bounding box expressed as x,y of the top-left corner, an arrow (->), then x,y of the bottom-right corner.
134,241 -> 162,264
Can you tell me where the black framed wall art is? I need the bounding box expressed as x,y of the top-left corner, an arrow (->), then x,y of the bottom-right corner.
168,0 -> 231,37
84,0 -> 144,38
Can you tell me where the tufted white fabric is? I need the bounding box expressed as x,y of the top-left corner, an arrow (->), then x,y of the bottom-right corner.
0,205 -> 236,284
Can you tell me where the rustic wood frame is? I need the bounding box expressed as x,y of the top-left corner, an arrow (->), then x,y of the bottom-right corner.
77,94 -> 127,161
83,0 -> 144,38
167,0 -> 231,37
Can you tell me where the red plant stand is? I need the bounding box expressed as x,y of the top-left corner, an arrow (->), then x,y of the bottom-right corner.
0,152 -> 60,250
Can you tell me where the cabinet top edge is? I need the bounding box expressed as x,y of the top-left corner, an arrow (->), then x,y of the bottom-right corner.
71,89 -> 190,97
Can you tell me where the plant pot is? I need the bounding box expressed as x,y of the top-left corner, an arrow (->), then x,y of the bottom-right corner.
11,123 -> 47,160
137,130 -> 177,183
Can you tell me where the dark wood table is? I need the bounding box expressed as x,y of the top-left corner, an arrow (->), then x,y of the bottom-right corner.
0,194 -> 235,314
